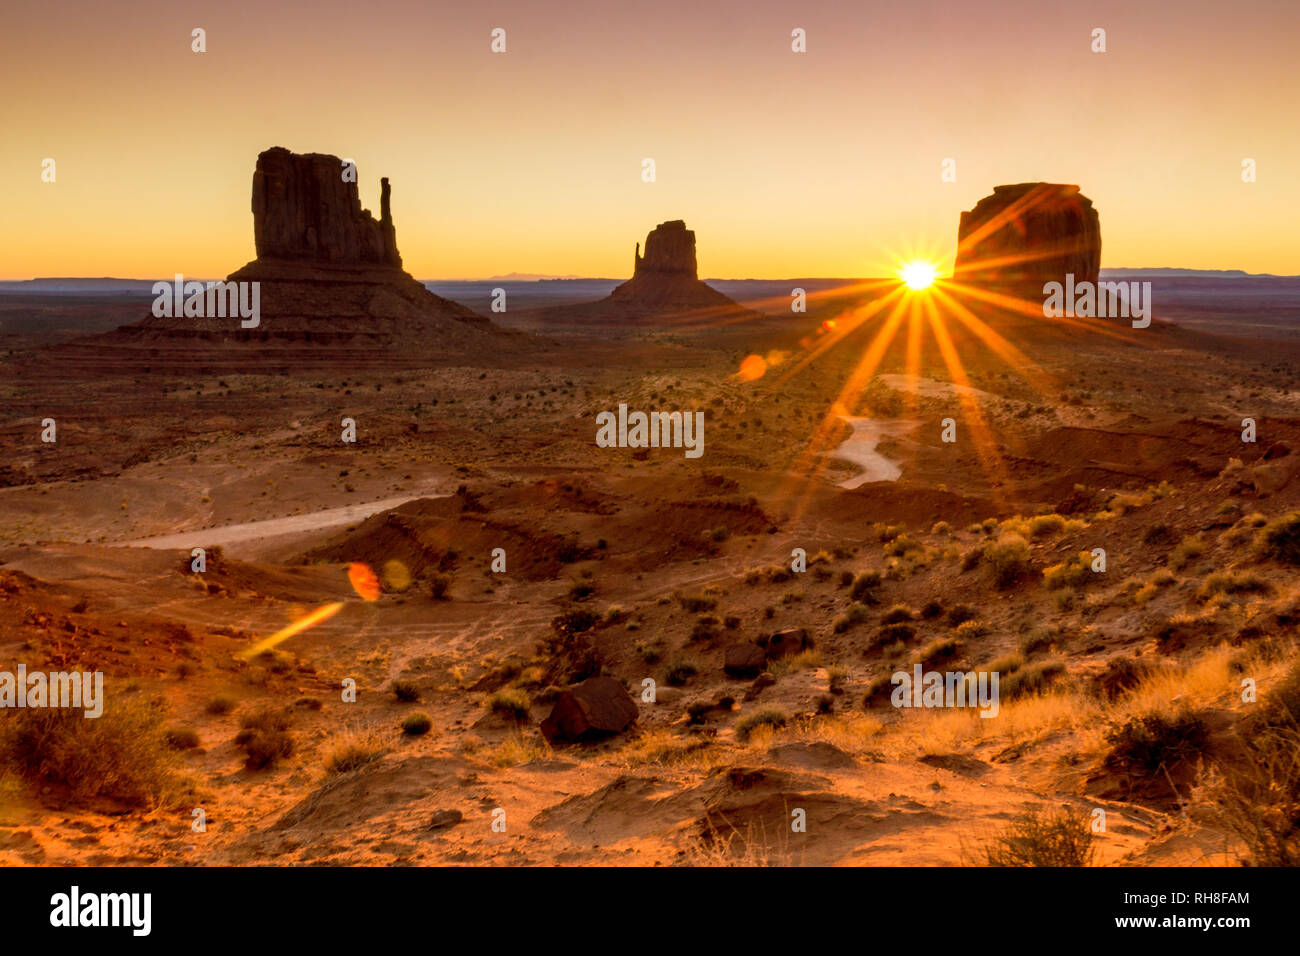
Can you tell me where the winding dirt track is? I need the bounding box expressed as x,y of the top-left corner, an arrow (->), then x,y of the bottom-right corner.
122,491 -> 449,551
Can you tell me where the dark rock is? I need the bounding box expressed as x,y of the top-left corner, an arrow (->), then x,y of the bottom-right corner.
633,220 -> 697,278
744,672 -> 777,700
763,627 -> 810,662
428,809 -> 463,830
953,183 -> 1101,290
1264,441 -> 1292,460
724,643 -> 766,678
251,147 -> 401,267
919,753 -> 991,777
540,675 -> 638,743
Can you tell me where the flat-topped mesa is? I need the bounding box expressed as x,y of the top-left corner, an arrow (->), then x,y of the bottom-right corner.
633,220 -> 698,278
953,183 -> 1101,289
251,147 -> 402,268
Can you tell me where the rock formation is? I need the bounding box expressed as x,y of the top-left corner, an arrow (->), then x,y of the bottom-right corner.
526,220 -> 755,327
65,147 -> 515,369
953,184 -> 1101,289
249,147 -> 401,267
632,219 -> 698,278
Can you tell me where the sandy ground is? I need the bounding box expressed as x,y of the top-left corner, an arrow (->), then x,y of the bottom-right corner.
1,283 -> 1298,866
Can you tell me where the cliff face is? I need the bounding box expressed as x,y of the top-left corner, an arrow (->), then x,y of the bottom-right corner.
953,183 -> 1101,288
251,147 -> 401,268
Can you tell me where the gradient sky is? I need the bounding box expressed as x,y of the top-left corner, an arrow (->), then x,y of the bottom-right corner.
4,0 -> 1298,279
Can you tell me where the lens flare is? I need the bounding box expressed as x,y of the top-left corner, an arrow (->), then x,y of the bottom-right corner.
348,562 -> 382,601
738,354 -> 767,381
238,601 -> 344,660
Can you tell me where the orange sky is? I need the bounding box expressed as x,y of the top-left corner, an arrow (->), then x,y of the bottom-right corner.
4,0 -> 1298,279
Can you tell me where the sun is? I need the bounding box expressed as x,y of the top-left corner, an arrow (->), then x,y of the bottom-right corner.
899,260 -> 938,291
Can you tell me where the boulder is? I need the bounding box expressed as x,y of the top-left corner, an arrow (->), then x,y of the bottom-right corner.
763,627 -> 811,662
540,676 -> 638,743
953,183 -> 1101,290
724,643 -> 766,678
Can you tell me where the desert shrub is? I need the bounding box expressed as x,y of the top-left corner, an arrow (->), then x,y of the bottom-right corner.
876,523 -> 905,543
568,580 -> 595,601
549,608 -> 599,640
833,602 -> 871,633
235,708 -> 294,770
324,728 -> 386,775
917,637 -> 961,667
0,697 -> 179,806
1019,628 -> 1055,656
838,570 -> 855,588
490,688 -> 531,720
204,695 -> 236,716
163,727 -> 200,750
885,534 -> 922,557
873,623 -> 916,647
735,708 -> 788,741
1258,512 -> 1300,565
1143,523 -> 1174,545
677,592 -> 717,613
986,651 -> 1024,674
953,619 -> 989,641
1170,534 -> 1205,570
985,535 -> 1034,589
401,712 -> 433,735
1042,552 -> 1093,590
1026,514 -> 1068,537
665,659 -> 698,687
1196,571 -> 1270,602
428,572 -> 453,600
1091,656 -> 1153,701
690,615 -> 724,642
920,600 -> 944,620
849,571 -> 882,603
862,673 -> 895,708
947,604 -> 979,627
1103,711 -> 1210,777
1001,661 -> 1065,700
880,604 -> 914,625
637,641 -> 664,664
930,521 -> 951,535
978,806 -> 1095,867
391,680 -> 421,702
827,666 -> 848,695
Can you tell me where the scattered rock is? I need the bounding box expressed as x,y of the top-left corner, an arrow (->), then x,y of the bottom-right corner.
762,627 -> 810,662
919,753 -> 991,777
428,809 -> 463,830
540,676 -> 639,743
723,643 -> 765,678
744,672 -> 777,700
